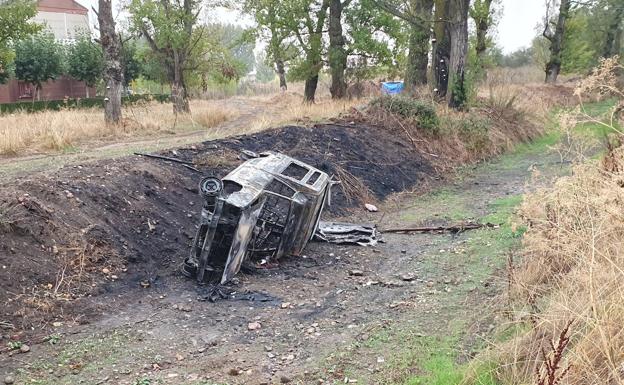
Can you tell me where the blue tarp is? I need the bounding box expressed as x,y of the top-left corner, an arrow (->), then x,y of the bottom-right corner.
381,81 -> 404,95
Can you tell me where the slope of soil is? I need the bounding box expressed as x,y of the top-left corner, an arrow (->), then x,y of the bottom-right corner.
0,122 -> 433,332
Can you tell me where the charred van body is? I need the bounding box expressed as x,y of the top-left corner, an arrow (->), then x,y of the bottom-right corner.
182,152 -> 331,284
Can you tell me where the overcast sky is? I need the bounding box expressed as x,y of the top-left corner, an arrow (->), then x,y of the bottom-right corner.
75,0 -> 545,55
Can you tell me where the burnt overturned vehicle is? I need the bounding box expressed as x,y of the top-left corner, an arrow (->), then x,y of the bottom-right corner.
182,152 -> 332,284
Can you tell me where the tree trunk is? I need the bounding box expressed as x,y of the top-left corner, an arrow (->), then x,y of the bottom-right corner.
473,0 -> 492,60
302,0 -> 329,103
86,86 -> 90,98
97,0 -> 123,125
544,0 -> 571,84
303,33 -> 323,103
603,2 -> 624,58
447,0 -> 469,109
404,0 -> 434,93
276,59 -> 287,91
431,0 -> 450,98
171,76 -> 190,114
171,51 -> 190,114
304,75 -> 319,103
329,0 -> 348,99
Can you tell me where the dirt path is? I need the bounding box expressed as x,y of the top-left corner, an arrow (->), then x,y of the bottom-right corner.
0,133 -> 571,385
0,97 -> 274,179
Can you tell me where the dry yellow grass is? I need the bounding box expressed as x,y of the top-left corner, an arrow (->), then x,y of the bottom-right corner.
0,91 -> 363,157
480,66 -> 577,120
473,57 -> 624,385
0,99 -> 238,156
246,92 -> 362,132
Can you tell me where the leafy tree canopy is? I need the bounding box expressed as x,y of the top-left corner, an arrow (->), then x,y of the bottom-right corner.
67,34 -> 104,88
0,0 -> 41,83
14,33 -> 64,94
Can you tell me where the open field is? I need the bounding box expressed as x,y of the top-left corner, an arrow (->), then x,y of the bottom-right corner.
0,92 -> 362,157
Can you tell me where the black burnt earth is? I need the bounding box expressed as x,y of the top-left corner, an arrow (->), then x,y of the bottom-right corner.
0,123 -> 434,333
191,124 -> 433,211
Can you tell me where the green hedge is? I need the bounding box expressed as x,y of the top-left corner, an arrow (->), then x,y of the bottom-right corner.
0,94 -> 170,114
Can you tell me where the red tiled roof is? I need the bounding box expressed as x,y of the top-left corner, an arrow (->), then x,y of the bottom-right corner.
37,0 -> 88,15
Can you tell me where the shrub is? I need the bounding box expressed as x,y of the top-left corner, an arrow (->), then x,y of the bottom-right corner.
0,94 -> 170,114
369,95 -> 439,134
457,114 -> 491,153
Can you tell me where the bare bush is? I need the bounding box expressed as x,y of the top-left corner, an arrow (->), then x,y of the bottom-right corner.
490,54 -> 624,385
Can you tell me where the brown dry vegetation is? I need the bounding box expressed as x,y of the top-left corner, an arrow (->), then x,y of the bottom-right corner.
0,100 -> 238,155
478,57 -> 624,385
0,92 -> 363,157
245,91 -> 362,131
361,89 -> 559,175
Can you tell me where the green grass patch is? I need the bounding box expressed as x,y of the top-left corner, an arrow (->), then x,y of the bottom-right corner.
0,94 -> 170,115
16,330 -> 138,384
579,98 -> 617,117
400,188 -> 476,223
483,195 -> 523,225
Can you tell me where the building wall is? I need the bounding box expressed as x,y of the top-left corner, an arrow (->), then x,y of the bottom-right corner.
0,0 -> 93,104
33,11 -> 90,41
0,77 -> 95,104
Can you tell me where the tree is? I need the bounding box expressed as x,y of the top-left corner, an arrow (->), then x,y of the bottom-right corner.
244,0 -> 294,91
277,0 -> 330,102
431,0 -> 450,97
202,23 -> 256,85
601,0 -> 623,58
560,10 -> 596,74
543,0 -> 572,83
447,0 -> 469,109
136,43 -> 168,88
345,0 -> 408,81
373,0 -> 435,92
328,0 -> 351,98
14,33 -> 63,101
129,0 -> 203,113
255,52 -> 276,83
469,0 -> 498,62
0,0 -> 41,83
67,34 -> 103,97
501,46 -> 535,68
215,24 -> 255,76
121,40 -> 142,87
97,0 -> 124,124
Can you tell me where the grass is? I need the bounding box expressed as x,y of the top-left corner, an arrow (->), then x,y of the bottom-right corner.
246,93 -> 361,132
398,188 -> 477,224
0,99 -> 238,156
471,59 -> 624,385
15,329 -> 138,384
347,103 -> 583,384
377,97 -> 617,383
0,92 -> 363,180
391,195 -> 527,385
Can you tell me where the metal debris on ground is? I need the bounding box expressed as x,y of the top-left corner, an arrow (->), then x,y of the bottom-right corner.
381,222 -> 497,234
197,285 -> 281,304
315,221 -> 379,246
183,151 -> 332,284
